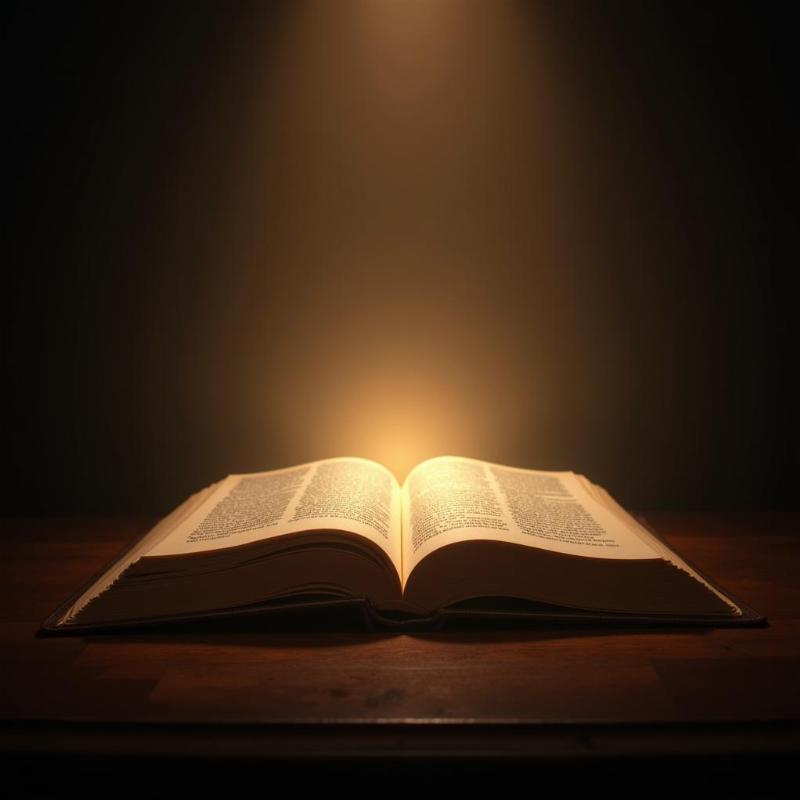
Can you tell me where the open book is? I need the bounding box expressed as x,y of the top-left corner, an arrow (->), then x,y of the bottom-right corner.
42,456 -> 764,632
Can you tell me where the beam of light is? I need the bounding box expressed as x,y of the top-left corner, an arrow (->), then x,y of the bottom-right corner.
138,0 -> 636,486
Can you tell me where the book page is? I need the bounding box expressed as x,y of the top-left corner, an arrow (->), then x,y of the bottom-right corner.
148,457 -> 402,572
401,456 -> 658,587
60,480 -> 222,624
574,475 -> 742,615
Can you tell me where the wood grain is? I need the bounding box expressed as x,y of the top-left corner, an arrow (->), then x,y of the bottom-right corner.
1,512 -> 798,768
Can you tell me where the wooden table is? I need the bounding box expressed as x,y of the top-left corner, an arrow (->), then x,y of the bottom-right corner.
1,513 -> 798,793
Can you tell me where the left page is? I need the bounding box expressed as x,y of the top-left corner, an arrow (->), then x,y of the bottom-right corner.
147,457 -> 402,575
57,480 -> 222,625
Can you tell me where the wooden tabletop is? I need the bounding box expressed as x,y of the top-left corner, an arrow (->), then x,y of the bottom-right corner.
1,512 -> 798,788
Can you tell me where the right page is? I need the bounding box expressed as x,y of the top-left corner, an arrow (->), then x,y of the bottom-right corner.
575,474 -> 742,615
401,456 -> 737,616
401,456 -> 658,588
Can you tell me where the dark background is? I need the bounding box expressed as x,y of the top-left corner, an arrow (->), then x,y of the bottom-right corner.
4,0 -> 796,515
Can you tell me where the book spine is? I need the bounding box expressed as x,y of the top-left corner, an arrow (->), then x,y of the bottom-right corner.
363,602 -> 446,631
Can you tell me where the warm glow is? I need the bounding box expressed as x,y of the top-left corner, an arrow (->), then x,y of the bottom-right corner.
138,0 -> 641,493
177,0 -> 562,482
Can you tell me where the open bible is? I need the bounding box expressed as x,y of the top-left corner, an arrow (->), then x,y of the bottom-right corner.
42,456 -> 764,632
